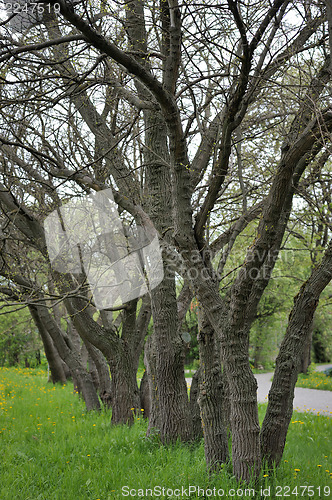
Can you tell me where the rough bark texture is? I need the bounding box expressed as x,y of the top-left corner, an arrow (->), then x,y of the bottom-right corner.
84,339 -> 112,408
145,336 -> 161,435
185,257 -> 262,480
125,0 -> 192,442
189,366 -> 203,440
149,268 -> 192,442
35,305 -> 101,411
299,320 -> 313,374
260,239 -> 332,467
29,305 -> 67,385
139,368 -> 151,420
64,295 -> 141,424
108,345 -> 141,423
0,1 -> 331,485
197,308 -> 229,470
67,321 -> 83,393
143,111 -> 192,441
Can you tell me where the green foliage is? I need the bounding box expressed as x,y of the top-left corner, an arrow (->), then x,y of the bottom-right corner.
0,307 -> 41,367
312,311 -> 332,363
1,367 -> 331,499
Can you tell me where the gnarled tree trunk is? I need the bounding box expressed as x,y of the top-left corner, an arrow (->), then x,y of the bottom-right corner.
35,304 -> 101,411
189,366 -> 203,440
29,305 -> 67,385
260,238 -> 332,467
197,307 -> 228,470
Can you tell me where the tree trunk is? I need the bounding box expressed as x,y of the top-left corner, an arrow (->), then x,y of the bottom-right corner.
150,272 -> 193,442
29,305 -> 67,385
299,320 -> 313,374
124,0 -> 192,442
88,351 -> 100,390
189,367 -> 203,440
67,321 -> 83,393
85,340 -> 112,408
145,336 -> 161,435
186,259 -> 262,480
143,110 -> 193,442
108,341 -> 140,424
139,368 -> 151,419
197,308 -> 229,470
36,305 -> 101,411
260,239 -> 332,467
65,295 -> 141,423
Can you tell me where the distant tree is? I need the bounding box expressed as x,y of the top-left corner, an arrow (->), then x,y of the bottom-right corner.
0,306 -> 40,367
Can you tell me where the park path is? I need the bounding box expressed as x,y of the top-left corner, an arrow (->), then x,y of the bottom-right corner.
187,364 -> 332,416
255,364 -> 332,416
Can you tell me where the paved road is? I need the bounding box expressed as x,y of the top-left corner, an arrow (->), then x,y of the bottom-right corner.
188,364 -> 332,417
255,364 -> 332,416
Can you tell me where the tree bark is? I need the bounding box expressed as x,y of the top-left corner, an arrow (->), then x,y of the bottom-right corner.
145,336 -> 161,435
124,0 -> 192,442
143,108 -> 193,441
108,342 -> 141,423
35,304 -> 101,411
84,339 -> 112,408
29,305 -> 67,384
64,295 -> 142,424
197,307 -> 229,470
139,368 -> 150,420
149,268 -> 192,442
189,366 -> 203,440
299,320 -> 313,374
260,238 -> 332,467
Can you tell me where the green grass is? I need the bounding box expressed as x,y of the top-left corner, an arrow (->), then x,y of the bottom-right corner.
0,367 -> 331,499
297,370 -> 332,391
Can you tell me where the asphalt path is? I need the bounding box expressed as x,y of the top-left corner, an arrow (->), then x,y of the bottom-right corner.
255,364 -> 332,416
187,364 -> 332,417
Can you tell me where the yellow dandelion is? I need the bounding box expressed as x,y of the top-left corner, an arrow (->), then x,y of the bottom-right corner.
263,474 -> 269,477
294,468 -> 300,472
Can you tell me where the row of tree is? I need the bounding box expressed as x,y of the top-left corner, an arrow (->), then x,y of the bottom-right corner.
0,0 -> 331,482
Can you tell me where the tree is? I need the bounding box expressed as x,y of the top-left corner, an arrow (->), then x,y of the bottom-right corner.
0,305 -> 40,367
1,0 -> 331,482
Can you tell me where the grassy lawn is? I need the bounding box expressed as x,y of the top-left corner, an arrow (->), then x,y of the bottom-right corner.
297,370 -> 332,391
0,367 -> 331,499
